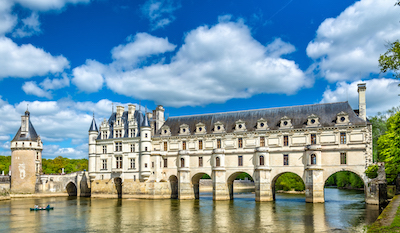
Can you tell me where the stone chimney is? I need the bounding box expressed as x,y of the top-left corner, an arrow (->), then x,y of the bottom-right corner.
21,111 -> 30,135
128,104 -> 136,119
116,106 -> 124,118
357,83 -> 366,121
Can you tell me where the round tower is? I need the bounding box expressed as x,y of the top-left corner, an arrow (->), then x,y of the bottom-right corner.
10,110 -> 43,194
88,115 -> 98,174
140,114 -> 151,181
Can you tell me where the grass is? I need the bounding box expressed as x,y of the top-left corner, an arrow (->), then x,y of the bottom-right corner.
368,195 -> 400,233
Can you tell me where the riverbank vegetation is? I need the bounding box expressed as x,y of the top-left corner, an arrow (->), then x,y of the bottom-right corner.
275,173 -> 305,191
0,155 -> 11,174
42,156 -> 88,174
325,171 -> 364,189
368,195 -> 400,233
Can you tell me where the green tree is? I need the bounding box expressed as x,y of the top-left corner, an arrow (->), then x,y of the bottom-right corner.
377,111 -> 400,183
275,173 -> 305,191
379,41 -> 400,78
0,155 -> 11,174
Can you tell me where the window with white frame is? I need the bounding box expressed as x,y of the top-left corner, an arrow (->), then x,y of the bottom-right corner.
103,146 -> 107,154
130,158 -> 135,169
130,144 -> 135,152
116,156 -> 122,169
115,142 -> 122,152
102,159 -> 107,170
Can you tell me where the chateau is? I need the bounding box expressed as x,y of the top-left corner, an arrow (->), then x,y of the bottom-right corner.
88,83 -> 377,203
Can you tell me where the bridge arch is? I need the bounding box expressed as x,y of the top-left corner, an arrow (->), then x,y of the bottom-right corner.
271,171 -> 305,200
65,181 -> 77,196
191,172 -> 211,199
169,175 -> 178,199
324,168 -> 366,201
227,171 -> 254,199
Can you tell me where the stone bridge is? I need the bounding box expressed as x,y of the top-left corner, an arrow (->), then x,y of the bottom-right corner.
36,171 -> 91,197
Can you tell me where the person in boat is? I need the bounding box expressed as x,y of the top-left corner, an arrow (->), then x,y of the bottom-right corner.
34,205 -> 38,209
46,204 -> 50,209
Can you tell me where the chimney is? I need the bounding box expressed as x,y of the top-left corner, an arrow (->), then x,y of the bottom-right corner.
128,104 -> 136,120
21,110 -> 30,134
116,106 -> 124,118
357,83 -> 366,121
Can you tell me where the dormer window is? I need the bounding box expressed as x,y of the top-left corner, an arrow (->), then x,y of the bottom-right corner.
161,126 -> 171,136
179,124 -> 190,135
213,121 -> 225,133
257,118 -> 268,130
235,120 -> 246,132
280,116 -> 292,129
195,122 -> 206,134
336,111 -> 350,125
307,114 -> 320,127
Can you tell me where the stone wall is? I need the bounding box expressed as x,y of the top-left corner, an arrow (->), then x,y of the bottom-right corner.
0,175 -> 10,200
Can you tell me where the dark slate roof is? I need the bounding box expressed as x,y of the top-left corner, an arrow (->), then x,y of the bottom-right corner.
157,102 -> 368,136
89,117 -> 98,132
11,120 -> 39,142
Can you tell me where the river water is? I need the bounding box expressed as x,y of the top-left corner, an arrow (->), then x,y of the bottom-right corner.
0,188 -> 379,233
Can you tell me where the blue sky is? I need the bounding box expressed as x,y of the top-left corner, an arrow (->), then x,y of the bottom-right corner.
0,0 -> 399,158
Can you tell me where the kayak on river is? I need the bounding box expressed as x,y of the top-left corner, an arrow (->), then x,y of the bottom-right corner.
30,204 -> 53,211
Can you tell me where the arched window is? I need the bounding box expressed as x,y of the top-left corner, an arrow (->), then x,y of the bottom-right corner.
311,154 -> 316,165
259,155 -> 264,166
180,158 -> 185,168
215,157 -> 220,167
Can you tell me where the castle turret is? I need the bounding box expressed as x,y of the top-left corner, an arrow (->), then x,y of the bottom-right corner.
88,115 -> 98,174
10,110 -> 43,194
140,114 -> 151,181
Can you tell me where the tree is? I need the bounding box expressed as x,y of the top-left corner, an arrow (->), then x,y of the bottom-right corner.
377,111 -> 400,183
379,41 -> 400,78
0,155 -> 11,174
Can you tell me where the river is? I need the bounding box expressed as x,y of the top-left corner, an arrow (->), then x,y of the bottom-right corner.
0,188 -> 379,232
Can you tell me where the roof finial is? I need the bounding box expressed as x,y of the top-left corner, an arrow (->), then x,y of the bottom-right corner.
139,100 -> 142,112
112,102 -> 114,114
26,103 -> 29,111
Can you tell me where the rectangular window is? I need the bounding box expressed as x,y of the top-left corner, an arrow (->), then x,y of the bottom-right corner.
283,135 -> 289,146
199,140 -> 203,150
199,157 -> 203,167
311,134 -> 316,145
130,144 -> 135,153
260,136 -> 265,147
115,142 -> 122,152
102,159 -> 107,170
119,130 -> 122,138
164,142 -> 168,151
217,139 -> 221,148
152,162 -> 154,168
340,152 -> 347,164
238,155 -> 243,166
145,146 -> 148,151
103,131 -> 108,139
130,158 -> 135,169
116,156 -> 122,169
182,141 -> 186,150
103,146 -> 107,154
283,154 -> 289,166
238,138 -> 243,148
164,158 -> 168,168
130,129 -> 135,137
340,132 -> 346,144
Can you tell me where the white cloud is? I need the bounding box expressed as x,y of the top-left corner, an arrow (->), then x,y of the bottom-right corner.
141,0 -> 181,30
111,33 -> 176,68
22,81 -> 52,98
40,73 -> 70,90
73,20 -> 309,107
71,59 -> 105,93
12,12 -> 41,38
0,36 -> 69,79
0,0 -> 17,35
307,0 -> 400,82
43,144 -> 87,159
320,78 -> 400,116
13,0 -> 90,11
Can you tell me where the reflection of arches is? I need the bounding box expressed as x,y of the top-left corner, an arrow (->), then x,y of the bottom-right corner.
227,172 -> 254,199
271,172 -> 305,200
66,182 -> 77,196
114,177 -> 122,198
192,172 -> 211,199
169,175 -> 178,199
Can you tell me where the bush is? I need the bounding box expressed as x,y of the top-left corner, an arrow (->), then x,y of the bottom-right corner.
365,164 -> 379,179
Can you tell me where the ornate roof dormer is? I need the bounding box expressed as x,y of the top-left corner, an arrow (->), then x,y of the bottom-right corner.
235,119 -> 246,132
256,118 -> 269,130
195,122 -> 206,134
213,121 -> 225,133
280,116 -> 292,129
306,114 -> 320,128
336,111 -> 350,126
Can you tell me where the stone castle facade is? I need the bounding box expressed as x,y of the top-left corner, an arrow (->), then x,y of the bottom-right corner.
88,83 -> 377,203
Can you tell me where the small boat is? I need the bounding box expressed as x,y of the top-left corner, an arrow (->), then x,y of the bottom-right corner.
30,206 -> 54,211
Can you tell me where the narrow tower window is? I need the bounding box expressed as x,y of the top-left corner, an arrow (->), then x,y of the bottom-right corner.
340,132 -> 346,144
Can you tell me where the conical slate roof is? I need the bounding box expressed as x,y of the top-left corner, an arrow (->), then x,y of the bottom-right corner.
142,114 -> 150,127
11,120 -> 39,142
89,117 -> 98,132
